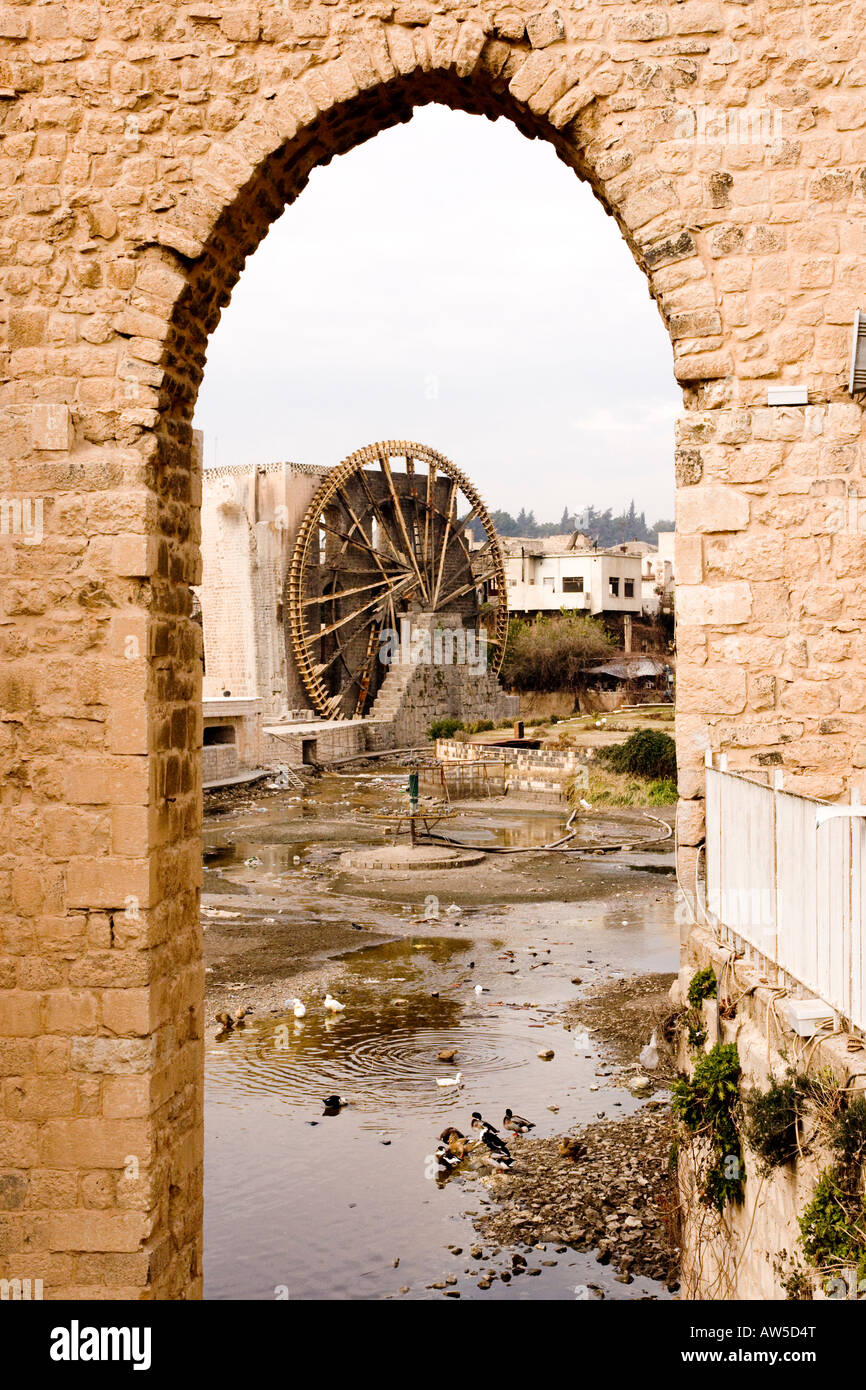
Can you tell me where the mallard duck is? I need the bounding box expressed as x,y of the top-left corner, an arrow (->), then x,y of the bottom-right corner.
437,1048 -> 459,1064
559,1136 -> 587,1161
439,1126 -> 472,1159
232,1006 -> 250,1026
439,1125 -> 465,1143
215,1011 -> 233,1032
286,997 -> 306,1019
503,1108 -> 534,1135
435,1071 -> 463,1088
324,993 -> 345,1012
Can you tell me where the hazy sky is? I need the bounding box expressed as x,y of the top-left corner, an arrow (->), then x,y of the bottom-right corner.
194,105 -> 680,523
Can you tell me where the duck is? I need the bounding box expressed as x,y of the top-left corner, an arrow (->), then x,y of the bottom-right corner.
286,997 -> 306,1019
439,1126 -> 472,1159
214,1011 -> 234,1032
503,1108 -> 535,1135
437,1048 -> 459,1064
435,1071 -> 463,1088
439,1125 -> 465,1143
639,1029 -> 659,1070
434,1142 -> 461,1173
232,1006 -> 250,1026
322,1094 -> 347,1109
481,1149 -> 515,1172
471,1114 -> 511,1157
559,1136 -> 587,1161
324,993 -> 346,1013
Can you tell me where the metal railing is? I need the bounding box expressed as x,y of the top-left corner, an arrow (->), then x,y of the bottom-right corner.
704,762 -> 866,1032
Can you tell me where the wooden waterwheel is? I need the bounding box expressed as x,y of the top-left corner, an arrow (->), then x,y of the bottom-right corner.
286,440 -> 508,719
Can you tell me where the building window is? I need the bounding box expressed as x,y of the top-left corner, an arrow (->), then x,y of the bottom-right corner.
609,577 -> 619,597
543,577 -> 555,589
562,576 -> 584,593
624,579 -> 634,598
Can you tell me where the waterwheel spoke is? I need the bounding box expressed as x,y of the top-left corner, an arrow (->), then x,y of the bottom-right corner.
313,571 -> 416,641
378,450 -> 430,603
300,575 -> 394,608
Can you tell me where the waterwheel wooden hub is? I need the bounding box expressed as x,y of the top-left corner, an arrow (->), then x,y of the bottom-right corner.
286,440 -> 508,719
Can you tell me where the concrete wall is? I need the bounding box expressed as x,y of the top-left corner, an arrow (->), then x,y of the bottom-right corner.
2,0 -> 866,1299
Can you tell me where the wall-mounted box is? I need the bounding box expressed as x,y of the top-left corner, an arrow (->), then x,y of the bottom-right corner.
767,385 -> 808,406
785,997 -> 835,1038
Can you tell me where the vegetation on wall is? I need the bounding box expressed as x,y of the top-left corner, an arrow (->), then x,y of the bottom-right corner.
687,967 -> 717,1008
672,1043 -> 745,1213
744,1074 -> 809,1175
799,1169 -> 866,1274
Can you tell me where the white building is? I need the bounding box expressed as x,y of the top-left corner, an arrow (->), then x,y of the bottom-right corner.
640,531 -> 675,616
500,533 -> 644,617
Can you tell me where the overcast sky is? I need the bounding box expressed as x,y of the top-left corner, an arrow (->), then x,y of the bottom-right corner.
194,105 -> 680,523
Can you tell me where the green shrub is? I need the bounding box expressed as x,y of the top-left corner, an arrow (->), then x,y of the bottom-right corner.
501,614 -> 613,692
463,718 -> 495,735
799,1169 -> 866,1270
829,1096 -> 866,1187
744,1075 -> 808,1174
672,1043 -> 744,1212
428,717 -> 464,741
687,967 -> 717,1007
597,728 -> 677,782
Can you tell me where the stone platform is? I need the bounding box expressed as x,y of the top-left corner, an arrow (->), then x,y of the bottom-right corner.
338,844 -> 485,872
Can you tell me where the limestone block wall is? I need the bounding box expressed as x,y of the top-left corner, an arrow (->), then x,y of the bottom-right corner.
385,663 -> 519,745
2,0 -> 866,1300
260,719 -> 367,768
676,923 -> 860,1300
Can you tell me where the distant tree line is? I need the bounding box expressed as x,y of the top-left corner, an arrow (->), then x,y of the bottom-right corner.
469,501 -> 674,547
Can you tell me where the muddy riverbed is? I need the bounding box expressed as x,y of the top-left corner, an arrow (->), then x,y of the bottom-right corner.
203,769 -> 680,1300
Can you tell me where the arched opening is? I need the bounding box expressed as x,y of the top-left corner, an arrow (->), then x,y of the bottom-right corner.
157,64 -> 691,1299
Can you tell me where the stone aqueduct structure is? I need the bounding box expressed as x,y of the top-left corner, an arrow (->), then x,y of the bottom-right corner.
1,0 -> 866,1298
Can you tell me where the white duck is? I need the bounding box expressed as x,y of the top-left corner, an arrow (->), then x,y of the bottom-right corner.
285,997 -> 306,1019
639,1029 -> 659,1070
324,992 -> 346,1013
436,1071 -> 464,1088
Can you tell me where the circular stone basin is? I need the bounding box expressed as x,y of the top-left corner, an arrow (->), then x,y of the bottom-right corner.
339,844 -> 485,872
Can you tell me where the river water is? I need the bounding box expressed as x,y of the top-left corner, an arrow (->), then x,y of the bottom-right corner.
204,846 -> 678,1300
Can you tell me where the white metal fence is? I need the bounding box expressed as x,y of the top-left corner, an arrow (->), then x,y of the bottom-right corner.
704,765 -> 866,1033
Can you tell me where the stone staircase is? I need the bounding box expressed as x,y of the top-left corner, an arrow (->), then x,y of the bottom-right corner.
368,660 -> 416,723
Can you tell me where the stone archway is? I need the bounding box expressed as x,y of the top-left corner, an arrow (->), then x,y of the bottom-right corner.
2,3 -> 865,1298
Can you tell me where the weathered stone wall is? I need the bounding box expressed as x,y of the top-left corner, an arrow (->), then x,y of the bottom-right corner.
2,0 -> 866,1299
197,460 -> 326,713
676,923 -> 860,1300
